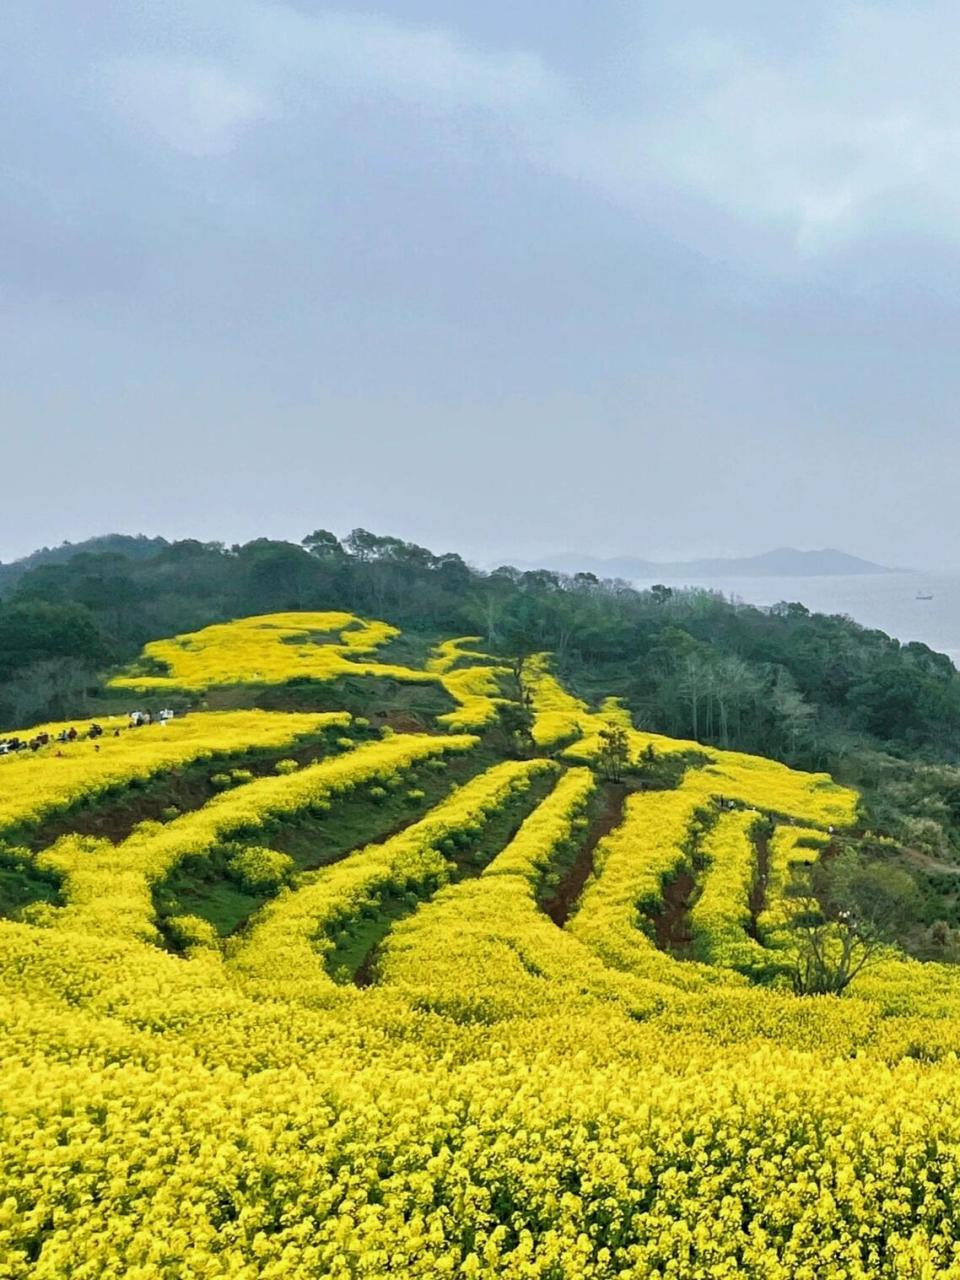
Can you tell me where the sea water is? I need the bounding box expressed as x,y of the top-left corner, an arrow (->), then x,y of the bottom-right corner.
637,572 -> 960,664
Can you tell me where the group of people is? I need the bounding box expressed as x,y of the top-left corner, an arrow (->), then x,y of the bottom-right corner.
0,708 -> 178,758
128,709 -> 175,728
0,723 -> 102,755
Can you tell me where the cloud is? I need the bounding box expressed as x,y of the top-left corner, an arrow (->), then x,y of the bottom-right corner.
98,4 -> 558,161
244,5 -> 558,112
100,56 -> 272,157
93,1 -> 960,257
546,3 -> 960,253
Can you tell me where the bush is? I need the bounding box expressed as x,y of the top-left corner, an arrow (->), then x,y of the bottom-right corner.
229,769 -> 254,786
406,789 -> 426,805
226,845 -> 295,893
369,786 -> 389,804
19,902 -> 59,928
166,914 -> 219,951
210,773 -> 233,790
160,806 -> 180,822
274,759 -> 300,776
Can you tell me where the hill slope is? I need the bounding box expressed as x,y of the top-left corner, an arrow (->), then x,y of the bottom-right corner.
3,612 -> 960,1278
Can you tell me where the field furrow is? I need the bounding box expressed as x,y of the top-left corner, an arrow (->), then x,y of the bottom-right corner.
228,759 -> 553,998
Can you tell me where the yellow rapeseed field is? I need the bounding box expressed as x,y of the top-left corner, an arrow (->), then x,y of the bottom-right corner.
6,614 -> 960,1279
0,709 -> 348,836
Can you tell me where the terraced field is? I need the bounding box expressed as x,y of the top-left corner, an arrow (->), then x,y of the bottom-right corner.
4,612 -> 960,1278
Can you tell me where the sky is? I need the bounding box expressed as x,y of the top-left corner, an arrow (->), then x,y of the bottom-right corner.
2,0 -> 960,569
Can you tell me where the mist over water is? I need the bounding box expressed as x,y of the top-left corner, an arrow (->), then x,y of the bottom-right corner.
638,572 -> 960,663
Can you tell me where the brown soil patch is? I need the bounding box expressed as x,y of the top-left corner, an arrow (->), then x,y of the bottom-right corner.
545,782 -> 628,926
651,869 -> 695,953
746,827 -> 771,939
372,709 -> 435,735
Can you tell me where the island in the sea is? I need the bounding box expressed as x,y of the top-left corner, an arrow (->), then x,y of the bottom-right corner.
529,547 -> 894,580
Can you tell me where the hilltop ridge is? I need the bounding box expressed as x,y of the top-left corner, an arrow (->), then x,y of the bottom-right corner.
527,546 -> 894,579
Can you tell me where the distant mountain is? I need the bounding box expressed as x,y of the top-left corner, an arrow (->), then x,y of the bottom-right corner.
0,534 -> 169,595
530,547 -> 894,580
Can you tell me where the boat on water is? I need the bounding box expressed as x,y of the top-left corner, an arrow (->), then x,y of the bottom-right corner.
916,590 -> 934,601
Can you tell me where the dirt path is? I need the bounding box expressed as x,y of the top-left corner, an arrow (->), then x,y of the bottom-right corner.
651,869 -> 695,953
545,783 -> 628,926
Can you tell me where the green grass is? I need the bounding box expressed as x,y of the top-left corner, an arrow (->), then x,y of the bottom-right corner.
196,675 -> 456,721
329,893 -> 417,984
159,877 -> 263,938
0,853 -> 61,920
373,628 -> 448,670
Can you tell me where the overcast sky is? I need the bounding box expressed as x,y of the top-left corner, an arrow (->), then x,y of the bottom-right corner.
2,1 -> 959,568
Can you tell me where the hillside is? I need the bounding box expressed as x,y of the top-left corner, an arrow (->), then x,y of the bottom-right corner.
1,527 -> 958,867
0,533 -> 168,595
533,546 -> 894,578
3,610 -> 960,1276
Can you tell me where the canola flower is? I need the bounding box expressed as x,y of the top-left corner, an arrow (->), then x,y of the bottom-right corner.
112,616 -> 509,734
482,766 -> 595,885
39,732 -> 477,942
230,757 -> 552,998
682,748 -> 858,827
380,767 -> 662,1020
566,789 -> 723,989
428,636 -> 509,731
525,654 -> 858,827
109,612 -> 422,692
7,624 -> 960,1280
0,709 -> 346,837
757,825 -> 829,946
688,807 -> 772,972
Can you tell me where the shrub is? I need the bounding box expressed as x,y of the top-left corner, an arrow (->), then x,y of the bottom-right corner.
226,845 -> 295,893
166,914 -> 219,951
18,902 -> 59,928
274,759 -> 300,776
229,769 -> 254,786
210,773 -> 234,791
369,786 -> 389,804
406,789 -> 426,805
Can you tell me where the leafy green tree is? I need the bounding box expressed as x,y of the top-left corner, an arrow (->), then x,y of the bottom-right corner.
301,529 -> 343,559
494,699 -> 535,759
0,602 -> 106,681
789,851 -> 920,995
597,723 -> 630,782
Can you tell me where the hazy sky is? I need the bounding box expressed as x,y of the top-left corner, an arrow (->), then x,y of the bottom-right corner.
3,1 -> 959,568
